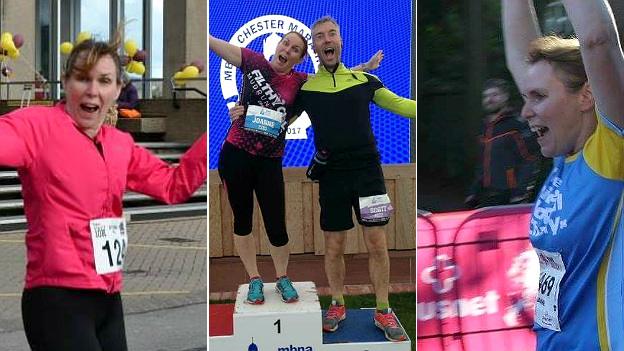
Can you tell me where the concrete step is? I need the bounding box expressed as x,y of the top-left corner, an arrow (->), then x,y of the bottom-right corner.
0,199 -> 22,210
0,202 -> 207,232
0,185 -> 20,194
159,153 -> 184,161
0,142 -> 205,232
137,142 -> 191,149
117,117 -> 166,133
0,171 -> 18,179
0,148 -> 186,181
0,184 -> 206,197
0,187 -> 206,209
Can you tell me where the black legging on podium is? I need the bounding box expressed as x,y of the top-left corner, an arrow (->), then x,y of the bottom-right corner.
218,141 -> 289,247
22,286 -> 127,351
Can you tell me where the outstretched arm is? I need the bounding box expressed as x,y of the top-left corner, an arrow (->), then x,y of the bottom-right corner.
308,50 -> 385,79
352,50 -> 384,72
0,112 -> 35,168
562,0 -> 624,128
209,34 -> 242,67
127,133 -> 207,204
502,0 -> 541,91
373,88 -> 416,119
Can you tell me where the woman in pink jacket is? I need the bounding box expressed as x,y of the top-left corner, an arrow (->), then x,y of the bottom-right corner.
0,35 -> 206,350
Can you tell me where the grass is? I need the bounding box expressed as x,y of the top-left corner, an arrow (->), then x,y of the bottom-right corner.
211,292 -> 416,351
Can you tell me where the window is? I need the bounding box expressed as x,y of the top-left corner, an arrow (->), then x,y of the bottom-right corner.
80,0 -> 111,41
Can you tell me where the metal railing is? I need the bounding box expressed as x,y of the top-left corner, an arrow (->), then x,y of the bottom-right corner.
169,77 -> 207,109
0,77 -> 207,103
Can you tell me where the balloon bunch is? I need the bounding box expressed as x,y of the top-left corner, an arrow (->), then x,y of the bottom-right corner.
60,34 -> 147,76
0,32 -> 25,77
122,40 -> 147,76
173,59 -> 204,85
59,31 -> 92,55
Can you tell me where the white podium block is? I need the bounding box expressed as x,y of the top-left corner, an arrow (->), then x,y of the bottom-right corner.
209,281 -> 411,351
212,281 -> 322,350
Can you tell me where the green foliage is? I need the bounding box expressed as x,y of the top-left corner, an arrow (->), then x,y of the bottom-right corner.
418,0 -> 518,197
418,0 -> 464,93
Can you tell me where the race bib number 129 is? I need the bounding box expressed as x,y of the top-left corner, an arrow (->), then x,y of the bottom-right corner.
90,218 -> 128,275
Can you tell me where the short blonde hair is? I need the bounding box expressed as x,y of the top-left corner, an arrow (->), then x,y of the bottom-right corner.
527,35 -> 587,93
311,16 -> 341,35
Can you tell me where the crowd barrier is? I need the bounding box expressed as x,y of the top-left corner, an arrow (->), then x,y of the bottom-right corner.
417,204 -> 538,351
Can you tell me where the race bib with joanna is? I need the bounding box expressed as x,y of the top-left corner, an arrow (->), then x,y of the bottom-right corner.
243,105 -> 286,139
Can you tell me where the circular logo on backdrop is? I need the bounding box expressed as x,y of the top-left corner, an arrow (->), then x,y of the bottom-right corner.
219,15 -> 319,139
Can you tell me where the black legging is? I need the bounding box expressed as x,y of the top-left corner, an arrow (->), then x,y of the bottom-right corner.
22,287 -> 127,351
218,141 -> 289,247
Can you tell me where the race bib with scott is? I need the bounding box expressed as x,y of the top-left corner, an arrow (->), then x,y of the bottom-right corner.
359,194 -> 394,223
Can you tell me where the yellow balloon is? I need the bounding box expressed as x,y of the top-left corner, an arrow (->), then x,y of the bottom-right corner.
124,40 -> 138,58
76,31 -> 91,44
1,32 -> 15,52
182,65 -> 199,78
126,60 -> 135,72
1,32 -> 12,43
134,62 -> 145,75
60,42 -> 73,55
7,48 -> 19,59
0,39 -> 9,51
173,71 -> 185,85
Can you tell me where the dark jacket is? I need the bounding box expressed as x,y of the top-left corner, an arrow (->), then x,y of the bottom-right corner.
117,83 -> 139,109
469,108 -> 540,204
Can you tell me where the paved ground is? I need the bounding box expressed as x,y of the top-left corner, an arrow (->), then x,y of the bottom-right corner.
0,217 -> 207,351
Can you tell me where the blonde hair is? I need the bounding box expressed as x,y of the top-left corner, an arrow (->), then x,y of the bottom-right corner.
63,30 -> 124,84
527,35 -> 587,93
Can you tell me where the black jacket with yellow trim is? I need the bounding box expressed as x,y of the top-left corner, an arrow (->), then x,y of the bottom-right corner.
294,63 -> 415,161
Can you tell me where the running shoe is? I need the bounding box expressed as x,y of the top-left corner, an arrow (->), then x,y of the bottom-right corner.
275,276 -> 299,303
246,277 -> 264,304
322,301 -> 346,332
374,308 -> 407,342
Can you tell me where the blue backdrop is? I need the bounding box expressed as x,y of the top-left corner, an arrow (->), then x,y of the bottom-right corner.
208,1 -> 412,169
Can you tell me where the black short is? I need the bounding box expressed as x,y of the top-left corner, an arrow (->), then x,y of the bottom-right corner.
318,163 -> 390,231
22,286 -> 127,351
218,142 -> 289,247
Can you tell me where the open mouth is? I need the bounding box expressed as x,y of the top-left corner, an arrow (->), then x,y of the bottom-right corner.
80,103 -> 99,113
323,47 -> 335,58
530,125 -> 549,138
278,54 -> 287,64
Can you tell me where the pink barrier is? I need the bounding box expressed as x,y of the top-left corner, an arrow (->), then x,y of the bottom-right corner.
417,205 -> 538,351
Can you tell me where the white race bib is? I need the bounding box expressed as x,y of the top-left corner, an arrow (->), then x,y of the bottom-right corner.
359,194 -> 394,223
243,105 -> 286,138
90,217 -> 128,275
534,249 -> 565,331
